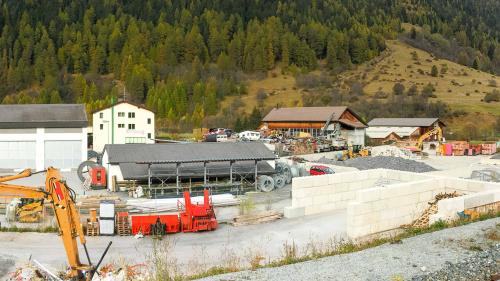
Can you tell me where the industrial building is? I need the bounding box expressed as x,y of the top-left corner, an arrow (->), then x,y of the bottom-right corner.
366,118 -> 445,144
102,142 -> 277,192
0,104 -> 88,171
92,102 -> 155,152
261,106 -> 367,146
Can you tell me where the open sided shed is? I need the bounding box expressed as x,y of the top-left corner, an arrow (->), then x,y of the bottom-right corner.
102,142 -> 277,192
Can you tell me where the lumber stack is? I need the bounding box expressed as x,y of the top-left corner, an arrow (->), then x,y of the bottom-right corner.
77,196 -> 125,210
86,208 -> 99,236
231,210 -> 282,226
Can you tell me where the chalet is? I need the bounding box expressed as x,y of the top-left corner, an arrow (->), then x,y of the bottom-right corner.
261,106 -> 367,146
366,118 -> 445,144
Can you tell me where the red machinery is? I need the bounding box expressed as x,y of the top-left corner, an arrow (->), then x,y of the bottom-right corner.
131,189 -> 218,235
89,166 -> 106,189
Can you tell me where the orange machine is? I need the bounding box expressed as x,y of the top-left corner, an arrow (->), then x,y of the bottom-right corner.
0,167 -> 110,280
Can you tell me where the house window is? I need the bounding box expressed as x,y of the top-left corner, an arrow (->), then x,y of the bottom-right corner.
99,112 -> 103,118
118,124 -> 124,128
100,124 -> 103,130
147,118 -> 151,124
118,112 -> 125,117
128,124 -> 135,130
148,133 -> 151,139
128,112 -> 135,118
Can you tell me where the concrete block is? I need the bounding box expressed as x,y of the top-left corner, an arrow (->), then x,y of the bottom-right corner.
312,195 -> 330,205
296,197 -> 313,207
292,188 -> 309,199
347,224 -> 371,239
312,175 -> 330,187
284,206 -> 305,218
334,183 -> 349,193
466,181 -> 485,193
494,191 -> 500,202
418,191 -> 434,203
292,177 -> 313,188
437,197 -> 464,217
357,188 -> 381,202
429,213 -> 446,225
463,192 -> 495,209
371,200 -> 387,211
347,202 -> 372,216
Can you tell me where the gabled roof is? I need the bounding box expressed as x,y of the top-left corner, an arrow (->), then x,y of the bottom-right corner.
262,106 -> 366,125
93,101 -> 154,114
0,104 -> 88,129
368,118 -> 442,127
104,142 -> 277,164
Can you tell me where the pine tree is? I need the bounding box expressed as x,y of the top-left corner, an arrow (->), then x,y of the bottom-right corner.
431,65 -> 438,77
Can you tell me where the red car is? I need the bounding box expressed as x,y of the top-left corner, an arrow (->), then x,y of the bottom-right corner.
309,165 -> 335,176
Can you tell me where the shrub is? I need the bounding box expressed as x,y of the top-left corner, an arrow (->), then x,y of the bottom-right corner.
392,82 -> 405,95
484,90 -> 500,103
431,65 -> 438,77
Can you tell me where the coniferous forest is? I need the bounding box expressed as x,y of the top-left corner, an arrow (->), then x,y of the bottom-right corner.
0,0 -> 498,129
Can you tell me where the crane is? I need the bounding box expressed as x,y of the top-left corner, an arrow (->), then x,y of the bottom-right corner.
0,167 -> 111,280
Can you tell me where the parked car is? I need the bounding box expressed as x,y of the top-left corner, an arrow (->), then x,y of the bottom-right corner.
238,131 -> 261,141
204,133 -> 228,142
309,165 -> 335,176
224,129 -> 233,137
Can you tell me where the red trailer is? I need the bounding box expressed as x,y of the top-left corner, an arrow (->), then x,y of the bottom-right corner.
130,189 -> 218,235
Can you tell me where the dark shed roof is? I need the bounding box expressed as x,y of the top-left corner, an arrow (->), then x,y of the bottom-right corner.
368,118 -> 443,127
0,104 -> 88,129
104,142 -> 277,164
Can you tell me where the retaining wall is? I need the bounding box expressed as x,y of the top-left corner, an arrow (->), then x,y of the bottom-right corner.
284,169 -> 426,218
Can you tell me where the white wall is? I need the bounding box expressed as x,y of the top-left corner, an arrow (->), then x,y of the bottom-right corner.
101,150 -> 124,191
0,128 -> 86,171
93,103 -> 155,152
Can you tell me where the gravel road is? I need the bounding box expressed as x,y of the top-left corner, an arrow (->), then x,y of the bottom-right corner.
198,218 -> 499,281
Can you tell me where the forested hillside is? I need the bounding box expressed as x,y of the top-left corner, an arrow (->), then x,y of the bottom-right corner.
0,0 -> 498,131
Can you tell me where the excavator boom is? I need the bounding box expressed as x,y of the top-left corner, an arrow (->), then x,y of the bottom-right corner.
0,168 -> 93,279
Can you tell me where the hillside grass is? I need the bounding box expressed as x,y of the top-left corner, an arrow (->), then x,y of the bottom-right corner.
220,70 -> 304,115
339,40 -> 500,115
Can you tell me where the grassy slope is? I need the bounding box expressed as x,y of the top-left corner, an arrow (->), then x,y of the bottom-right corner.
338,40 -> 500,115
220,70 -> 304,115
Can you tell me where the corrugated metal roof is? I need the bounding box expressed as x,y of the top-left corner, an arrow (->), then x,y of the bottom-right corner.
0,104 -> 88,129
368,118 -> 440,127
119,161 -> 275,180
262,106 -> 348,122
104,142 -> 277,164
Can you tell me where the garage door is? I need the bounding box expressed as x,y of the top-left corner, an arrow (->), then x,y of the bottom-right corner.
0,141 -> 36,169
44,141 -> 82,170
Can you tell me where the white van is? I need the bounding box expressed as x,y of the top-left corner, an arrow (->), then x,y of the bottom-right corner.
238,131 -> 261,141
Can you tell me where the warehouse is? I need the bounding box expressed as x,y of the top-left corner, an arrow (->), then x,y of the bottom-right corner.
261,106 -> 367,146
102,142 -> 277,192
366,118 -> 445,144
0,104 -> 88,171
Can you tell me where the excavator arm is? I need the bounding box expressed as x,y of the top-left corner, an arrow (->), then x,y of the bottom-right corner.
0,168 -> 95,280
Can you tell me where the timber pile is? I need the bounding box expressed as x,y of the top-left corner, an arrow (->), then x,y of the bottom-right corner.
86,219 -> 99,236
126,193 -> 238,213
76,195 -> 125,210
115,212 -> 130,236
410,191 -> 461,228
231,210 -> 282,226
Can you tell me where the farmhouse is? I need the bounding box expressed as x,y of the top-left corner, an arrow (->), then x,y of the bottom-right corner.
92,102 -> 155,152
261,106 -> 367,146
366,118 -> 445,143
0,104 -> 88,171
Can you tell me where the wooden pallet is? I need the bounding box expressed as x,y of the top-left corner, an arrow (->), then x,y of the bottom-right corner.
86,221 -> 99,236
116,212 -> 130,236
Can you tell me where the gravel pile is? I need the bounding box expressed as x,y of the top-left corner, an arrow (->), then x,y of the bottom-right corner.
317,156 -> 436,173
412,244 -> 500,281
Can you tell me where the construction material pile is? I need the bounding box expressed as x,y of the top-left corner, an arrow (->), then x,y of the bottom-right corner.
409,192 -> 461,228
126,193 -> 238,213
320,156 -> 436,173
370,145 -> 413,159
231,210 -> 282,226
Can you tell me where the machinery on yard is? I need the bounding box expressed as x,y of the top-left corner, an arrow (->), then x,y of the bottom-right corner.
131,189 -> 218,235
0,167 -> 111,280
77,160 -> 107,189
406,127 -> 443,153
16,198 -> 44,222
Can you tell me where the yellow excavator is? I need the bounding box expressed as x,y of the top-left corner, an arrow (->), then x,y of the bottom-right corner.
0,167 -> 111,280
406,127 -> 443,153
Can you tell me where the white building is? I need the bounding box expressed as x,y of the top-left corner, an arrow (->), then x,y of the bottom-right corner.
92,102 -> 155,152
0,104 -> 88,171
